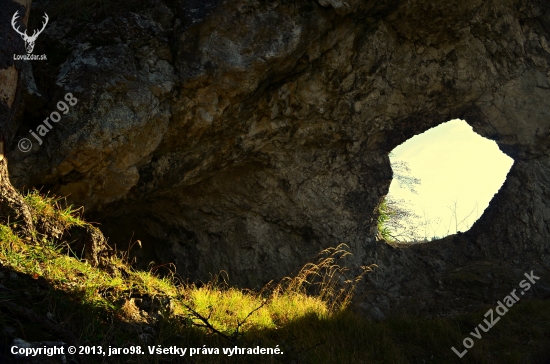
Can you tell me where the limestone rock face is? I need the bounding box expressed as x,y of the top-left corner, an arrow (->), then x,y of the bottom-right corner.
9,0 -> 550,315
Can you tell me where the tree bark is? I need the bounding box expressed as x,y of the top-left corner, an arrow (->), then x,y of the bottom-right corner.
1,1 -> 110,264
0,0 -> 35,234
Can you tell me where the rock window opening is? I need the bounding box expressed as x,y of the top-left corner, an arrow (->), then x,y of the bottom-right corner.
379,119 -> 514,243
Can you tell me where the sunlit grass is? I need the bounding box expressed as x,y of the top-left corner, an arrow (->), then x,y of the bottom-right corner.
0,221 -> 364,344
2,191 -> 368,339
1,190 -> 549,364
24,189 -> 88,228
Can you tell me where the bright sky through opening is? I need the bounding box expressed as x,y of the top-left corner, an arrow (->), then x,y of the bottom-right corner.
388,119 -> 514,239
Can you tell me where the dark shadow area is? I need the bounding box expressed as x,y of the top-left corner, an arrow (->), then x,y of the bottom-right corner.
1,262 -> 550,364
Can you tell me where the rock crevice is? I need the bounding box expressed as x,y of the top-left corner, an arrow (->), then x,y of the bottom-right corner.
9,0 -> 550,315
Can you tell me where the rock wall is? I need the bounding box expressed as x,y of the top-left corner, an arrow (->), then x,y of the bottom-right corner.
9,0 -> 550,316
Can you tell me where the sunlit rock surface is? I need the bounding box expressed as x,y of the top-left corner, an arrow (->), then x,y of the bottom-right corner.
9,0 -> 550,317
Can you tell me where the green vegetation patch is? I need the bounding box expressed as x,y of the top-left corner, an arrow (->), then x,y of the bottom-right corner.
1,190 -> 549,363
24,189 -> 88,229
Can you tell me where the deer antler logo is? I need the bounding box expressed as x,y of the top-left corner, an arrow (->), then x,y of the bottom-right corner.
11,11 -> 49,54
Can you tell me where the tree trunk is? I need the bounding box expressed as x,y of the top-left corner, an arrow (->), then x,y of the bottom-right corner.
0,0 -> 110,264
0,0 -> 35,234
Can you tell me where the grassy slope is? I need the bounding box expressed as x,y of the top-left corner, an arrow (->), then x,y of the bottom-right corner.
0,191 -> 549,363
